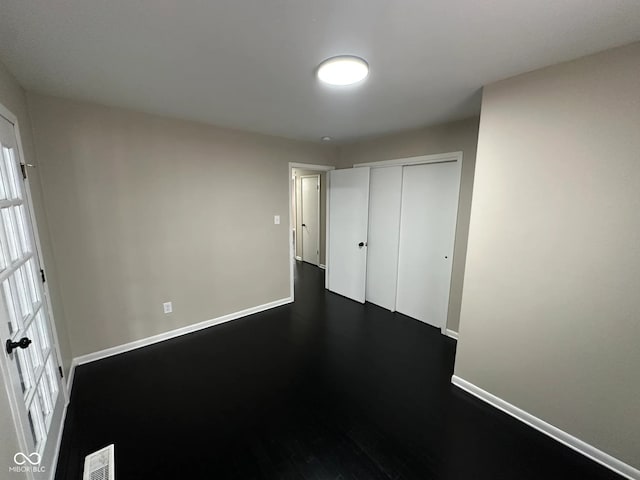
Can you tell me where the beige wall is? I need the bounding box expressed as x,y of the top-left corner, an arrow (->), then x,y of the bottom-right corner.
455,42 -> 640,469
336,117 -> 480,332
27,93 -> 336,357
293,168 -> 327,266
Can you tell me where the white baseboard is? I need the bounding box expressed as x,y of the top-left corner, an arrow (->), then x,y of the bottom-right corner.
445,329 -> 458,340
68,297 -> 292,388
451,375 -> 639,480
318,264 -> 326,270
60,299 -> 289,479
295,256 -> 302,261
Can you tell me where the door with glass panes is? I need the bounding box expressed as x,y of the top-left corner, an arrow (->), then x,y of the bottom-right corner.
0,110 -> 64,478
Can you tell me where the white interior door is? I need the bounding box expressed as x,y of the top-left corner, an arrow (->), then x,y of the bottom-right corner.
396,162 -> 459,329
327,167 -> 370,303
300,175 -> 320,266
0,112 -> 64,479
365,166 -> 403,311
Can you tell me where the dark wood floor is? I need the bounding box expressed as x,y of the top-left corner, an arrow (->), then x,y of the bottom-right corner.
55,261 -> 622,479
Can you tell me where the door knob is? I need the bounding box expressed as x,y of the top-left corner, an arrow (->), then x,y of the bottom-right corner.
6,337 -> 32,355
358,242 -> 365,247
302,223 -> 306,227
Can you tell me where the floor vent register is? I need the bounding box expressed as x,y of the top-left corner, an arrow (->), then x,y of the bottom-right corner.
83,444 -> 115,480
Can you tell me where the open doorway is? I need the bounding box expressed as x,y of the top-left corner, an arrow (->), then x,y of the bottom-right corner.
298,174 -> 321,265
288,163 -> 334,298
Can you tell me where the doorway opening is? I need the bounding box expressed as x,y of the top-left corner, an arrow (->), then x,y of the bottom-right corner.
288,163 -> 334,300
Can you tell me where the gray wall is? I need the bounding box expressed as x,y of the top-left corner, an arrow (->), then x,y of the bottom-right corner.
336,117 -> 480,333
293,168 -> 327,266
455,42 -> 640,469
27,93 -> 336,357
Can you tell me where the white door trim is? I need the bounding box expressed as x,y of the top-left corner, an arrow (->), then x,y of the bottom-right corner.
353,151 -> 463,168
288,163 -> 334,300
299,174 -> 320,265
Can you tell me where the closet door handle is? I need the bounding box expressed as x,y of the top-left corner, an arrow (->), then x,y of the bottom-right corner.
358,242 -> 366,248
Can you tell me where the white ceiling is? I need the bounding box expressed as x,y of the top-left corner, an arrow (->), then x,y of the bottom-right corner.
1,1 -> 639,143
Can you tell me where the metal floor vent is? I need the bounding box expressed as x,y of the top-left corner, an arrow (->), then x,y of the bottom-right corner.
83,444 -> 115,480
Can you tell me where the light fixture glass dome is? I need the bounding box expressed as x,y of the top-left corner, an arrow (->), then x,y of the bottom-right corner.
317,56 -> 369,86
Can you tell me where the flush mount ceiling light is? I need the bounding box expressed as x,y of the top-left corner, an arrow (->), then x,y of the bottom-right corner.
321,136 -> 332,142
317,56 -> 369,86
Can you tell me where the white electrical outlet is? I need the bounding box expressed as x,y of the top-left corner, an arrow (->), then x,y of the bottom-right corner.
274,215 -> 280,225
163,302 -> 172,314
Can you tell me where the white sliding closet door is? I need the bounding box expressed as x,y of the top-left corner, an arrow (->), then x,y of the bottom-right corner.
396,162 -> 459,329
365,166 -> 402,311
327,167 -> 370,303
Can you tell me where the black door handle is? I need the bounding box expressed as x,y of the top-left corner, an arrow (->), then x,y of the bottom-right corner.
6,337 -> 32,355
358,242 -> 365,247
302,224 -> 306,227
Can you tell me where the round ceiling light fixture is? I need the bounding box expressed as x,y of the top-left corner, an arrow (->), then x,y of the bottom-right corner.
317,56 -> 369,86
321,136 -> 332,142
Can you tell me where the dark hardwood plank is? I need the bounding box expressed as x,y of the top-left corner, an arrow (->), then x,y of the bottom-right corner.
55,262 -> 623,479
